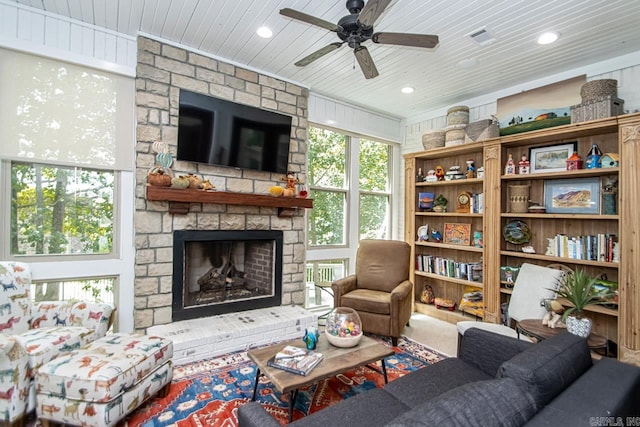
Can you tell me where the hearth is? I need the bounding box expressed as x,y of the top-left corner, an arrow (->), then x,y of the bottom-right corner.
172,230 -> 283,321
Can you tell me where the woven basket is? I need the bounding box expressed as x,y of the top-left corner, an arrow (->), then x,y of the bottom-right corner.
422,130 -> 446,150
445,124 -> 467,146
447,105 -> 470,126
581,79 -> 617,102
465,119 -> 499,143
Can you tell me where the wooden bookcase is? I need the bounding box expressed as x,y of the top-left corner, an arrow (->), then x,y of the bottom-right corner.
404,113 -> 640,365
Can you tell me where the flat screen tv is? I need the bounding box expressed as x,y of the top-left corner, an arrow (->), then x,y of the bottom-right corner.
177,89 -> 292,174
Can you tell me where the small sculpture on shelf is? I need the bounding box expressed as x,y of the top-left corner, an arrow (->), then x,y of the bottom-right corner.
585,143 -> 602,169
566,151 -> 583,170
504,153 -> 516,175
435,165 -> 445,181
433,194 -> 448,213
466,159 -> 475,179
518,154 -> 530,174
280,171 -> 301,197
416,167 -> 425,182
425,169 -> 438,182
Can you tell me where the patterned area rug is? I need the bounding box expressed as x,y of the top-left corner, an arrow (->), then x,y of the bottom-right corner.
123,335 -> 447,426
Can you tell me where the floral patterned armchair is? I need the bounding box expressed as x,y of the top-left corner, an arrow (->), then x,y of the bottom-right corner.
0,261 -> 115,425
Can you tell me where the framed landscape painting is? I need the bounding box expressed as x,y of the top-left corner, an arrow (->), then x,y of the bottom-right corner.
544,177 -> 600,214
497,75 -> 585,136
529,142 -> 576,173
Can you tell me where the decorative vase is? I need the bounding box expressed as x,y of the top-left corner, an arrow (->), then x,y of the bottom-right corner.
566,316 -> 592,338
325,307 -> 363,348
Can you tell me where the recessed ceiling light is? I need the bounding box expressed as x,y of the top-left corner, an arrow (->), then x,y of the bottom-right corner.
256,26 -> 273,38
458,58 -> 477,69
401,87 -> 414,94
537,31 -> 559,45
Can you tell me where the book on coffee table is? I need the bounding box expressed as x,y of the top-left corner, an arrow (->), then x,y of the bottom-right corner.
267,346 -> 324,376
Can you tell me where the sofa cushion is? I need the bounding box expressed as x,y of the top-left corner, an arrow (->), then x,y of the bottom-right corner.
386,378 -> 537,427
341,289 -> 391,315
384,358 -> 492,408
292,388 -> 409,427
15,326 -> 101,371
525,357 -> 640,426
31,301 -> 113,336
497,331 -> 592,410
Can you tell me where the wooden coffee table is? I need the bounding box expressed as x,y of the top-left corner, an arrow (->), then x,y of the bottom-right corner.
517,318 -> 609,356
248,335 -> 395,423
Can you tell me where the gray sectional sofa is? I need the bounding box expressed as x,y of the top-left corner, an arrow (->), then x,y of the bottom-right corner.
238,328 -> 640,427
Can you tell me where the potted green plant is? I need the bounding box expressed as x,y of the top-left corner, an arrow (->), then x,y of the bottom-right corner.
553,269 -> 615,337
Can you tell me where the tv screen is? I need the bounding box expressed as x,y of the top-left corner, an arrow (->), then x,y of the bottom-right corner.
177,89 -> 292,174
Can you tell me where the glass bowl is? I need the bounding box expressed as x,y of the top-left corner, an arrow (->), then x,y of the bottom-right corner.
324,307 -> 363,348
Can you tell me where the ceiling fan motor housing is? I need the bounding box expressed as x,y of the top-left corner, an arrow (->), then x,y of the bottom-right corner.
346,0 -> 365,14
338,14 -> 374,47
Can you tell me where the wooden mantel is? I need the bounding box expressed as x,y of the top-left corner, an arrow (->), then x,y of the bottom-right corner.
145,185 -> 313,217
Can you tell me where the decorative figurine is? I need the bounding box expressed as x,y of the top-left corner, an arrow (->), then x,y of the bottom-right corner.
302,326 -> 319,350
477,166 -> 485,179
518,154 -> 530,174
435,165 -> 445,181
416,167 -> 425,182
473,231 -> 483,248
433,194 -> 448,213
431,229 -> 443,242
466,159 -> 475,179
566,151 -> 583,170
585,143 -> 602,169
281,171 -> 301,197
504,154 -> 516,175
425,169 -> 438,182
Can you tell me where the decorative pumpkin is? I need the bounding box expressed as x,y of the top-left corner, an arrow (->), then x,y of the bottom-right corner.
269,186 -> 284,197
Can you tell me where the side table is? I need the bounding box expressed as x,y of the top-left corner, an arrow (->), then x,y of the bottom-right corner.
517,318 -> 609,357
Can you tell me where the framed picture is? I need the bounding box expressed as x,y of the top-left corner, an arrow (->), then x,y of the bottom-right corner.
443,223 -> 471,246
418,192 -> 434,210
529,142 -> 577,173
544,177 -> 600,214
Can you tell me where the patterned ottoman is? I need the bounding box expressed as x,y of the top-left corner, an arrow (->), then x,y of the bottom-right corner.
35,333 -> 173,426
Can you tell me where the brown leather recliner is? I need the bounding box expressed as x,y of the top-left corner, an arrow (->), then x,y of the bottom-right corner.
331,239 -> 413,346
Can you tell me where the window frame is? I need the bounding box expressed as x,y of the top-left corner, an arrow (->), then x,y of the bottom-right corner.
1,160 -> 121,262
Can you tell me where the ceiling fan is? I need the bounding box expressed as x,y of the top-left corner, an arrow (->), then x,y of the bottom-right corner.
280,0 -> 439,79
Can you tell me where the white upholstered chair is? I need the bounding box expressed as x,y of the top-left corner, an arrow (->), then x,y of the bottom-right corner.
456,263 -> 565,351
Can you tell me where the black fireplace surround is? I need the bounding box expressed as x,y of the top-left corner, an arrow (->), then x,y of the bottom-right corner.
172,230 -> 283,321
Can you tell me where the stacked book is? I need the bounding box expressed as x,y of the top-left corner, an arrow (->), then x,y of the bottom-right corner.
267,345 -> 324,376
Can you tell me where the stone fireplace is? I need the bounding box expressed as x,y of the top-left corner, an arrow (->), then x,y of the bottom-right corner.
134,36 -> 309,333
172,230 -> 283,321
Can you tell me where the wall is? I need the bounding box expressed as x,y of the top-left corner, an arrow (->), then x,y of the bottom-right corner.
134,36 -> 309,331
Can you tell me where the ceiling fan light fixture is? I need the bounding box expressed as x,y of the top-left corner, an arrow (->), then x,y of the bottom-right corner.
256,26 -> 273,38
537,31 -> 559,45
401,87 -> 414,94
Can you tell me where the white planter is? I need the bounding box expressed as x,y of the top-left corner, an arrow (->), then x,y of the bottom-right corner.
566,316 -> 592,338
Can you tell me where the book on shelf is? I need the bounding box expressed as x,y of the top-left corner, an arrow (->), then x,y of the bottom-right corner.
267,345 -> 324,376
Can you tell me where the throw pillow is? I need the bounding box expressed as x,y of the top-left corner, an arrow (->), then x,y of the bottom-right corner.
386,378 -> 536,427
497,331 -> 592,410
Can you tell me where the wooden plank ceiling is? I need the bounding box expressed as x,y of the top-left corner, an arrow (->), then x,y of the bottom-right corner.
11,0 -> 640,119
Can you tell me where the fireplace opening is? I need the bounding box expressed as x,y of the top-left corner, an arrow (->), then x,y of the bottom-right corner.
173,230 -> 283,321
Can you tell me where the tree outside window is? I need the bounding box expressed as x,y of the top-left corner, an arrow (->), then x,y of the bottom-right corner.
11,162 -> 114,256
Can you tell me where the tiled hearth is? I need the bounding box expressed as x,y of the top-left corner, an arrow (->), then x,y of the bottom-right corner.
148,305 -> 317,365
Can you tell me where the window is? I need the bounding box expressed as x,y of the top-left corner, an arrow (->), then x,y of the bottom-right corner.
307,128 -> 348,246
359,139 -> 391,240
11,162 -> 115,256
307,127 -> 392,247
32,277 -> 115,304
305,126 -> 394,314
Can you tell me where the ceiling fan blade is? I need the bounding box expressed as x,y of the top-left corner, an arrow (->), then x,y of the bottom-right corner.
353,46 -> 379,79
294,43 -> 344,67
357,0 -> 393,28
280,8 -> 343,32
372,32 -> 439,48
